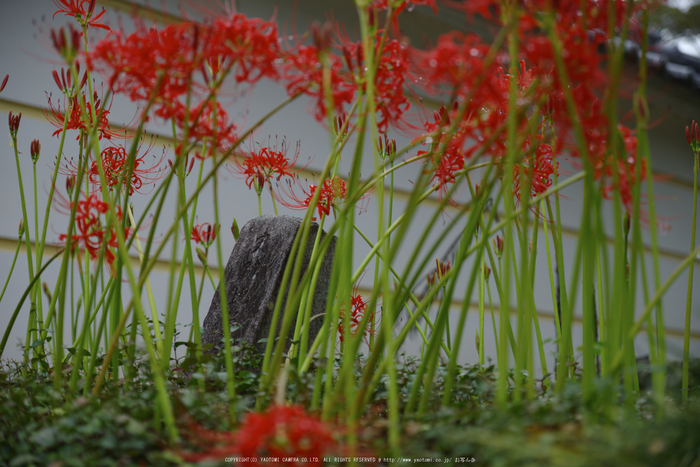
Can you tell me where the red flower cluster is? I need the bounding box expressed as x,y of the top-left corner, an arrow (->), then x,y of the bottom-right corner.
54,192 -> 128,269
180,404 -> 339,466
88,14 -> 279,153
339,292 -> 379,348
512,136 -> 557,205
227,138 -> 303,193
276,176 -> 348,220
53,0 -> 109,30
45,90 -> 127,141
281,42 -> 356,123
88,144 -> 168,196
410,0 -> 645,210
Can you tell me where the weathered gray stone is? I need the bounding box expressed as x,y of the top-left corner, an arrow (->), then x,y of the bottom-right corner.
201,215 -> 335,356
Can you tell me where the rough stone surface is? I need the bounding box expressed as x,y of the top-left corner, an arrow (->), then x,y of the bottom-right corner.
201,215 -> 335,356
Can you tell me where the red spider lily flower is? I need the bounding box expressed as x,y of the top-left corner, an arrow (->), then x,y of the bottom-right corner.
91,144 -> 168,196
0,74 -> 8,93
280,43 -> 356,123
227,138 -> 305,194
369,0 -> 438,33
58,139 -> 167,196
338,278 -> 380,348
53,0 -> 109,31
339,34 -> 413,132
276,176 -> 349,221
179,404 -> 340,465
511,138 -> 557,205
54,191 -> 128,270
45,90 -> 131,140
170,100 -> 238,157
373,38 -> 413,132
190,223 -> 218,248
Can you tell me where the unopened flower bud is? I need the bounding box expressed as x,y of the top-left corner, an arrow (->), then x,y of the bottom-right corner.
378,134 -> 397,159
310,21 -> 332,52
66,175 -> 76,196
494,234 -> 504,257
483,264 -> 491,280
427,270 -> 436,286
439,105 -> 451,126
8,111 -> 21,137
51,25 -> 81,64
187,156 -> 196,175
367,7 -> 376,28
196,247 -> 207,265
30,139 -> 41,163
43,282 -> 52,303
334,113 -> 347,140
0,74 -> 8,93
18,219 -> 23,237
231,217 -> 240,241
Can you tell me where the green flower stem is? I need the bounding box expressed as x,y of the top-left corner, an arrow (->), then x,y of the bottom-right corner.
35,98 -> 71,302
411,204 -> 488,413
487,278 -> 499,352
211,149 -> 237,423
478,245 -> 486,365
290,220 -> 326,366
683,145 -> 699,403
0,231 -> 22,305
0,247 -> 65,357
74,73 -> 177,440
84,278 -> 118,393
610,243 -> 700,377
527,209 -> 549,389
269,187 -> 278,216
441,183 -> 501,407
126,207 -> 164,359
635,9 -> 667,411
67,249 -> 107,398
31,160 -> 41,364
12,132 -> 36,363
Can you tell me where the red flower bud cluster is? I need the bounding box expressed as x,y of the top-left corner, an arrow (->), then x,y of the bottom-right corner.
8,111 -> 21,137
50,25 -> 81,64
427,258 -> 451,286
687,120 -> 700,151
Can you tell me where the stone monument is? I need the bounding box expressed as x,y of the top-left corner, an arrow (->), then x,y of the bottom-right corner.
201,215 -> 335,356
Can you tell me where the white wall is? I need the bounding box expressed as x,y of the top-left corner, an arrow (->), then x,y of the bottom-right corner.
0,0 -> 698,375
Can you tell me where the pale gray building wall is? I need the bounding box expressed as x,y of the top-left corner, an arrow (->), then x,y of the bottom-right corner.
0,0 -> 698,373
